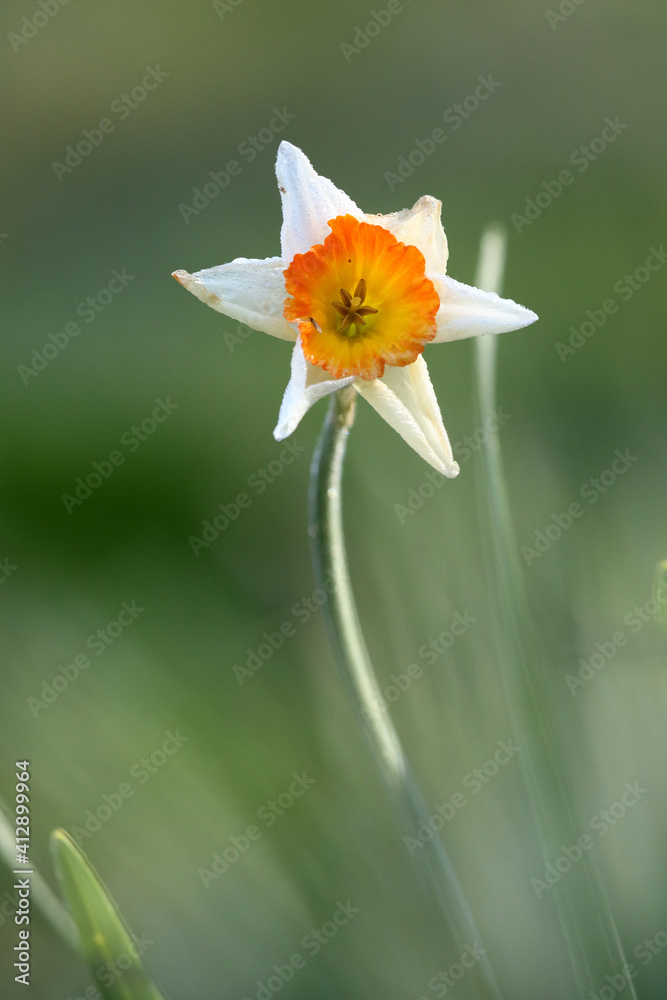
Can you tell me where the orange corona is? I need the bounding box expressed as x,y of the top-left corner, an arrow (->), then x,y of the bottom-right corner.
284,215 -> 440,380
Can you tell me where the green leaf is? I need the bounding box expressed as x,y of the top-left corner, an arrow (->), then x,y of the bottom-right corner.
50,829 -> 167,1000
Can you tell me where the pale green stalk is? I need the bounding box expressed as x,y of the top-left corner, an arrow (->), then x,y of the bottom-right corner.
474,226 -> 636,998
309,386 -> 503,1000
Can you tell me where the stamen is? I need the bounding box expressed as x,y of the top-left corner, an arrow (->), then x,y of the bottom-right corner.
331,276 -> 378,336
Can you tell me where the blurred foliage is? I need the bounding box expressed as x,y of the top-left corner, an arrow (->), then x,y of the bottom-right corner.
1,1 -> 666,997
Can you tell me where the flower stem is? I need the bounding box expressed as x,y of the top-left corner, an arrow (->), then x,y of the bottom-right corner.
308,386 -> 503,1000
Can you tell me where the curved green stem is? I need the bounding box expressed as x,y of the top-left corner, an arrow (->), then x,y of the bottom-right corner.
308,386 -> 503,1000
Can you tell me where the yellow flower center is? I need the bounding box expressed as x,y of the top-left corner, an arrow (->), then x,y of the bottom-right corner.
283,215 -> 440,380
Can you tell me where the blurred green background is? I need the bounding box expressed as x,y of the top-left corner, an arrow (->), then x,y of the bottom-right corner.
1,0 -> 666,997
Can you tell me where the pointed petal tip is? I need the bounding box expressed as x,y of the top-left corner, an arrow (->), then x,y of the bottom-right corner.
505,301 -> 539,331
276,139 -> 300,159
172,268 -> 205,296
415,193 -> 443,213
441,459 -> 460,479
171,268 -> 221,308
275,140 -> 307,178
428,452 -> 459,479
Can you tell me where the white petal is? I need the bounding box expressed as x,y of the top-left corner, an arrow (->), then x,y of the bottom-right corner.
370,196 -> 449,274
172,257 -> 295,341
276,141 -> 363,262
274,337 -> 355,440
432,274 -> 538,343
354,357 -> 459,478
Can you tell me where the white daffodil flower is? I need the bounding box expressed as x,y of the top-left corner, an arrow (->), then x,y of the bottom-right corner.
173,141 -> 537,477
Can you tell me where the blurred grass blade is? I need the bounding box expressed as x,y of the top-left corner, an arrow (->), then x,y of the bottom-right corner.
473,225 -> 637,1000
0,805 -> 79,951
51,829 -> 166,1000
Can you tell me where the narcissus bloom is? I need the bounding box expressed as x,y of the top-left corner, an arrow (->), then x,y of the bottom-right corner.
173,142 -> 537,477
